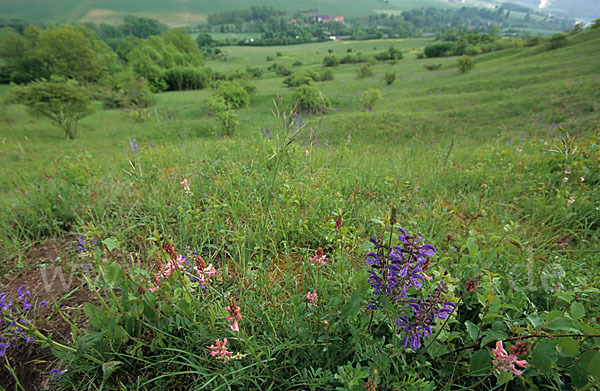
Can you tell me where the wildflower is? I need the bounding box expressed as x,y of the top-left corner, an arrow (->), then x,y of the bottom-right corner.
580,176 -> 585,182
207,338 -> 233,360
225,305 -> 242,332
465,277 -> 479,293
509,341 -> 531,356
309,247 -> 327,265
305,147 -> 311,156
335,216 -> 343,231
306,290 -> 318,306
491,341 -> 528,376
181,177 -> 193,195
563,177 -> 569,182
0,342 -> 9,357
39,301 -> 49,307
516,147 -> 522,154
49,368 -> 67,380
395,282 -> 455,350
567,197 -> 575,206
557,236 -> 569,246
565,170 -> 571,174
17,285 -> 30,301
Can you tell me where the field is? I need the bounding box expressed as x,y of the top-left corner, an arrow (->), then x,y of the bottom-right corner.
0,29 -> 599,389
2,0 -> 451,25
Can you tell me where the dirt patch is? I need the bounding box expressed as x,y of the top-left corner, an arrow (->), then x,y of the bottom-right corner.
77,8 -> 207,27
0,241 -> 97,390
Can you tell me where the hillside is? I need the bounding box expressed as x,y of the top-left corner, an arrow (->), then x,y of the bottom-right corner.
0,23 -> 599,390
1,0 -> 451,25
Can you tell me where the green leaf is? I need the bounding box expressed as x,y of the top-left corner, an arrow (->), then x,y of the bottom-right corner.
570,363 -> 590,389
106,262 -> 124,286
495,370 -> 512,386
527,314 -> 544,329
358,241 -> 374,253
579,350 -> 600,376
557,337 -> 579,357
465,321 -> 479,342
102,361 -> 123,381
102,237 -> 120,252
480,330 -> 508,347
546,318 -> 582,333
470,349 -> 491,375
531,339 -> 558,374
340,292 -> 362,321
569,302 -> 585,320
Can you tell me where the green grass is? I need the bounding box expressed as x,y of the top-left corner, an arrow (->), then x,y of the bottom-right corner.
1,29 -> 600,391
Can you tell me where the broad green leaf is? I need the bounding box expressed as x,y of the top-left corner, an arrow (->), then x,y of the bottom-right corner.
569,302 -> 585,320
557,337 -> 579,357
106,262 -> 124,286
496,370 -> 512,386
465,320 -> 479,342
470,349 -> 491,375
531,339 -> 558,374
102,237 -> 120,252
546,318 -> 582,333
570,363 -> 590,389
579,350 -> 600,376
527,314 -> 544,329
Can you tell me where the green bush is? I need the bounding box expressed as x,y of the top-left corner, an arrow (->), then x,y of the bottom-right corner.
548,33 -> 568,50
374,47 -> 403,61
283,73 -> 314,88
384,70 -> 396,85
457,56 -> 475,73
102,70 -> 154,109
292,60 -> 303,67
13,76 -> 94,139
212,80 -> 255,109
323,55 -> 340,67
319,69 -> 334,81
424,63 -> 443,71
424,42 -> 456,58
360,89 -> 382,111
293,85 -> 331,114
357,63 -> 373,78
162,67 -> 212,91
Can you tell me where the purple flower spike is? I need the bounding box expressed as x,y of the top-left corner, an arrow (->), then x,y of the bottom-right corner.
50,368 -> 67,380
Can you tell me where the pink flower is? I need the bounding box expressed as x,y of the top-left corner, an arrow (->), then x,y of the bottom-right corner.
207,338 -> 233,360
580,176 -> 585,182
491,341 -> 528,376
305,148 -> 311,156
564,170 -> 571,174
309,247 -> 327,265
563,177 -> 569,182
181,178 -> 188,186
306,290 -> 318,306
225,305 -> 242,332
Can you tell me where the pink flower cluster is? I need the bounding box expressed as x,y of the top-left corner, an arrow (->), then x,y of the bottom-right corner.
181,177 -> 193,195
491,341 -> 528,376
148,247 -> 215,292
309,247 -> 327,266
207,338 -> 233,360
225,305 -> 242,332
306,290 -> 318,306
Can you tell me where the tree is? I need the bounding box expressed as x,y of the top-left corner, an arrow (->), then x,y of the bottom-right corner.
13,77 -> 94,139
35,25 -> 114,83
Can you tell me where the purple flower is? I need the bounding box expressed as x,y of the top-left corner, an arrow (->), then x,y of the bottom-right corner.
17,285 -> 30,300
39,301 -> 49,307
50,368 -> 67,380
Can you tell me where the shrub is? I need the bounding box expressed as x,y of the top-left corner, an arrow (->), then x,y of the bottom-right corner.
548,33 -> 567,50
266,55 -> 274,61
103,70 -> 154,109
292,60 -> 303,67
293,85 -> 331,114
424,63 -> 443,71
360,89 -> 382,111
424,42 -> 456,58
319,69 -> 334,81
269,63 -> 293,76
340,53 -> 369,64
384,70 -> 396,85
357,63 -> 373,78
162,67 -> 212,91
210,95 -> 239,136
322,55 -> 340,67
276,51 -> 283,57
212,80 -> 255,109
13,76 -> 94,139
283,73 -> 313,88
457,56 -> 475,73
245,66 -> 263,78
374,47 -> 403,61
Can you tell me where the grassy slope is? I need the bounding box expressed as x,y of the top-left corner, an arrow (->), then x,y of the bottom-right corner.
2,0 -> 451,24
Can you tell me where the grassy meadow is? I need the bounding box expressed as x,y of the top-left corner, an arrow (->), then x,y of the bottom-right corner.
0,29 -> 599,390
